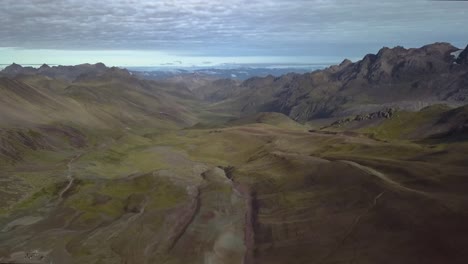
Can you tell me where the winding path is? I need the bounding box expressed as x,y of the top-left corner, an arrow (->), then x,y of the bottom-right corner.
339,160 -> 426,195
58,153 -> 83,201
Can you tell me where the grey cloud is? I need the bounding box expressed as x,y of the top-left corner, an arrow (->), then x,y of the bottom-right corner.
0,0 -> 467,57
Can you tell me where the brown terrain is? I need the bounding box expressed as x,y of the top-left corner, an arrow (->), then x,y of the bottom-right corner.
0,42 -> 468,263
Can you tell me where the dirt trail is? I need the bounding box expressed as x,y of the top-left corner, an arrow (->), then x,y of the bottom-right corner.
339,160 -> 427,195
1,153 -> 83,233
58,153 -> 83,201
58,141 -> 109,202
1,216 -> 43,232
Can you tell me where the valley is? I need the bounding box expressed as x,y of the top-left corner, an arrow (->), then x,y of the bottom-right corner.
1,43 -> 468,263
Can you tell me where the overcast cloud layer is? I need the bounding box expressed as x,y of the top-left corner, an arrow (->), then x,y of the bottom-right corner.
1,0 -> 467,65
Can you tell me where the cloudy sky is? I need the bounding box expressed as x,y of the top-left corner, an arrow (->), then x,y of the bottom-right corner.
1,0 -> 467,66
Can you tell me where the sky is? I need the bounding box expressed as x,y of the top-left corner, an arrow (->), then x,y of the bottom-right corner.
1,0 -> 467,67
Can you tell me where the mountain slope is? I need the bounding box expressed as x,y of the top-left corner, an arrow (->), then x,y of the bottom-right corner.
216,43 -> 468,121
0,66 -> 199,130
0,64 -> 205,167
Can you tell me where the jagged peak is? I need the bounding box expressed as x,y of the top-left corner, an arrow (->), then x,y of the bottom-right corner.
39,63 -> 50,69
72,66 -> 132,83
361,53 -> 378,63
370,43 -> 457,60
376,46 -> 390,55
377,45 -> 403,53
420,42 -> 455,50
2,63 -> 31,75
418,42 -> 458,57
6,62 -> 23,68
327,58 -> 354,74
108,66 -> 131,76
94,62 -> 107,69
340,59 -> 352,66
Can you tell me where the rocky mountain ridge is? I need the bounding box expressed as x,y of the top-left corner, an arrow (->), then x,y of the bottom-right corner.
1,62 -> 115,81
213,42 -> 468,122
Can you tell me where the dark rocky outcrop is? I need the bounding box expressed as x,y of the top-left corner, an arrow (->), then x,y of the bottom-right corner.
38,63 -> 51,71
456,44 -> 468,65
325,108 -> 396,128
219,42 -> 468,122
73,66 -> 132,83
2,63 -> 36,76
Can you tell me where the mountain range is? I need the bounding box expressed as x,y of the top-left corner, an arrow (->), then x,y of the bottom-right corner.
1,42 -> 468,264
128,65 -> 330,80
205,42 -> 468,121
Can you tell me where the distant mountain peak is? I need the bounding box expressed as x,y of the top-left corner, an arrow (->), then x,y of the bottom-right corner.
108,66 -> 131,76
0,62 -> 131,81
5,63 -> 23,69
374,43 -> 457,58
73,66 -> 132,83
2,63 -> 33,76
328,58 -> 353,73
420,42 -> 456,52
340,59 -> 352,66
39,63 -> 50,70
345,42 -> 463,83
95,62 -> 107,69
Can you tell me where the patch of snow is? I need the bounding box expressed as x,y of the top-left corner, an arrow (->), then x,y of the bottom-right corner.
451,49 -> 463,60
